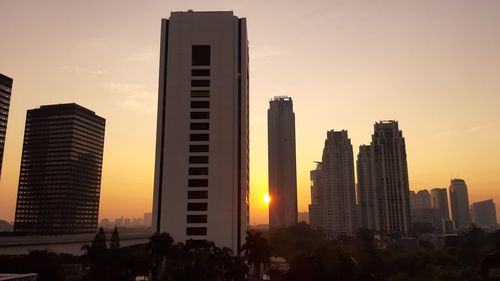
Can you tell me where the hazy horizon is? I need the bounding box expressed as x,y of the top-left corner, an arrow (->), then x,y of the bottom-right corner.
1,0 -> 499,225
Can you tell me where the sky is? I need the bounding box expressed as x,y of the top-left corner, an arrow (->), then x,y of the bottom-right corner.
0,0 -> 499,225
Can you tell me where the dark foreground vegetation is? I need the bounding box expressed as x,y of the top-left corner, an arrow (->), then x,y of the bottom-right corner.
2,223 -> 500,281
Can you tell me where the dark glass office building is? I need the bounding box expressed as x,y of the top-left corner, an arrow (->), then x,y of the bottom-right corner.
0,73 -> 13,179
14,104 -> 105,234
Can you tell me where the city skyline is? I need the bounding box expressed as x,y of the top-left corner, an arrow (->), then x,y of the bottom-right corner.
1,1 -> 500,225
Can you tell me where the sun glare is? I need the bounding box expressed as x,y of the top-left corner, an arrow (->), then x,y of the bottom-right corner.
263,193 -> 271,204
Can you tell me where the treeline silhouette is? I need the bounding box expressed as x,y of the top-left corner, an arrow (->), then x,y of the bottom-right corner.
2,223 -> 500,280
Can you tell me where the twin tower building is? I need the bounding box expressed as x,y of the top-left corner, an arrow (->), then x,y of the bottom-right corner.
152,11 -> 298,253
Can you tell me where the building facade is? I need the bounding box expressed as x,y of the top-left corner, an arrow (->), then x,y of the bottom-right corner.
431,188 -> 450,220
371,121 -> 411,237
14,104 -> 105,234
152,11 -> 249,253
471,199 -> 497,229
0,73 -> 13,179
449,178 -> 471,229
268,96 -> 297,228
415,190 -> 432,208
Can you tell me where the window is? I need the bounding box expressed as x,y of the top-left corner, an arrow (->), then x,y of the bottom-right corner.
192,69 -> 210,76
190,145 -> 209,153
188,190 -> 208,199
190,112 -> 209,119
187,203 -> 207,211
191,80 -> 210,87
186,239 -> 207,248
192,45 -> 210,66
188,179 -> 208,187
186,227 -> 207,236
191,101 -> 210,108
191,90 -> 210,98
190,123 -> 209,130
187,215 -> 208,223
190,134 -> 209,141
189,156 -> 208,164
189,167 -> 209,175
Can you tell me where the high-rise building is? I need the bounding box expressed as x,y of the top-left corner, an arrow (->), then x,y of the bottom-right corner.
14,104 -> 105,234
409,191 -> 417,209
0,73 -> 13,179
431,188 -> 450,220
415,190 -> 432,208
356,145 -> 377,230
370,121 -> 411,237
309,163 -> 324,230
309,130 -> 357,238
152,11 -> 249,253
449,178 -> 471,229
268,96 -> 297,228
471,199 -> 497,229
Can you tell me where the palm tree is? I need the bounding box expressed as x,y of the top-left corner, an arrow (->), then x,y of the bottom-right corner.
242,231 -> 272,281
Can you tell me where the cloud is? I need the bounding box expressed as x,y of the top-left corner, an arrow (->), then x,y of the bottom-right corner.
59,65 -> 107,75
251,46 -> 287,65
436,125 -> 486,138
107,82 -> 156,113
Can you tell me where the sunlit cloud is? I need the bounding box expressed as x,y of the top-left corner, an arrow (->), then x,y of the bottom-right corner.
251,46 -> 287,65
107,82 -> 156,113
437,125 -> 486,138
59,65 -> 107,75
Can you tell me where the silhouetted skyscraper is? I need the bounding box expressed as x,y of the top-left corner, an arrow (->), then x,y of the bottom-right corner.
268,96 -> 297,228
431,188 -> 450,220
0,73 -> 13,179
152,11 -> 249,252
471,199 -> 497,229
356,145 -> 377,230
371,121 -> 411,237
449,179 -> 471,229
310,130 -> 357,238
14,104 -> 105,234
309,162 -> 324,230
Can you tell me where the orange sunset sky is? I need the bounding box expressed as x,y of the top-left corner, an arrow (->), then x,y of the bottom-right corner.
1,0 -> 499,225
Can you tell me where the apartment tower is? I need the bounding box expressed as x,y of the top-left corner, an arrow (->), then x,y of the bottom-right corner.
14,104 -> 105,234
371,121 -> 411,237
268,96 -> 298,228
310,130 -> 357,238
0,73 -> 13,179
152,11 -> 249,253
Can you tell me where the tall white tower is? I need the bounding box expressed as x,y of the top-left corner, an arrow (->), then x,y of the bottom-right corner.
152,11 -> 249,253
268,96 -> 298,228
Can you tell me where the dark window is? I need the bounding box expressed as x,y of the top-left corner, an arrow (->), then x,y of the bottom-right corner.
189,167 -> 209,175
187,215 -> 208,223
188,179 -> 208,187
192,69 -> 210,76
192,45 -> 210,66
191,80 -> 210,87
186,227 -> 207,236
190,112 -> 209,119
187,203 -> 207,211
188,190 -> 208,199
191,90 -> 210,97
190,145 -> 209,152
186,239 -> 207,248
190,134 -> 209,142
191,101 -> 210,108
189,156 -> 208,164
190,123 -> 209,130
